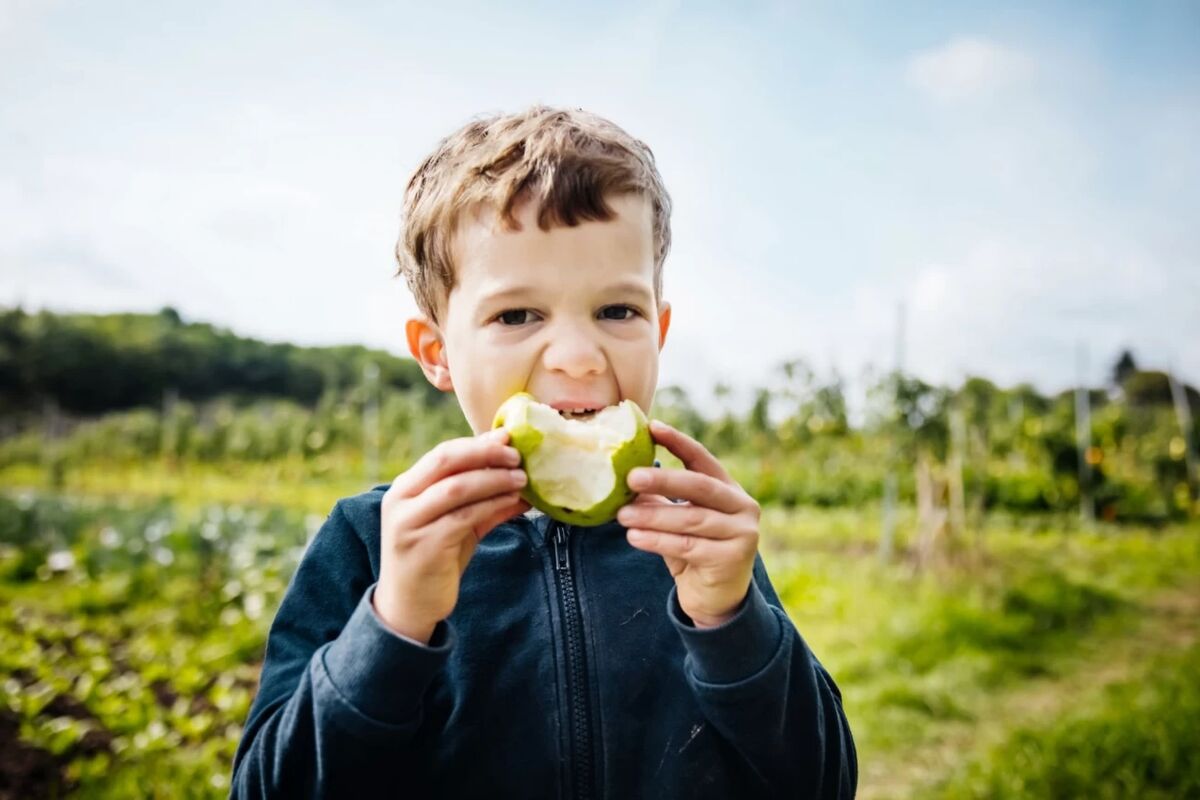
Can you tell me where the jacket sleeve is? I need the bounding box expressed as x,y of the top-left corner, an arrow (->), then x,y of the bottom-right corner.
229,502 -> 453,798
666,554 -> 857,799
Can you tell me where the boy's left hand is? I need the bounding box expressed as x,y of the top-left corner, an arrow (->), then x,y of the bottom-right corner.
617,420 -> 761,628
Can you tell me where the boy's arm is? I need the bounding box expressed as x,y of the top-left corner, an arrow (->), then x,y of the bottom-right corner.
231,431 -> 525,797
229,500 -> 453,798
667,553 -> 857,799
620,421 -> 856,797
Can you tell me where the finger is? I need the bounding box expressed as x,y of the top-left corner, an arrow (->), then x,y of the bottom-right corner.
427,490 -> 526,545
617,503 -> 740,540
626,491 -> 674,508
625,527 -> 738,564
647,421 -> 733,483
456,497 -> 532,574
391,430 -> 520,498
475,497 -> 532,538
407,467 -> 527,529
627,467 -> 745,514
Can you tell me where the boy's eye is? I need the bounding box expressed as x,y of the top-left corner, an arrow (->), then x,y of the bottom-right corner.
599,305 -> 638,321
497,309 -> 538,326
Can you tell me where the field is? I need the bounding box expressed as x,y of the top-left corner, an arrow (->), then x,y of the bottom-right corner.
3,309 -> 1198,796
2,476 -> 1197,798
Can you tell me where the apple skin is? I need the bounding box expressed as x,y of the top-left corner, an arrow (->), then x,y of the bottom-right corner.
492,392 -> 655,527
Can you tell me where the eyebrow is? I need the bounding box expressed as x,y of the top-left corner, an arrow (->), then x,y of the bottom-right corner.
603,279 -> 655,303
478,280 -> 654,306
477,285 -> 539,306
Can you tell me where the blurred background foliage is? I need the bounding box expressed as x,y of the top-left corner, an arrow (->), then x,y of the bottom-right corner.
4,307 -> 1194,524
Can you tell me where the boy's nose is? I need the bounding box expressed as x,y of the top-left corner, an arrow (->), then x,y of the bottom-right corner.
542,326 -> 606,379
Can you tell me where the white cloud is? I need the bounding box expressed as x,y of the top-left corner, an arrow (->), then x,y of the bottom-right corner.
846,237 -> 1200,392
906,37 -> 1035,102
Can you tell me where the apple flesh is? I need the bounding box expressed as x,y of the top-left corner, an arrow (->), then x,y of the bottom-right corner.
492,392 -> 655,526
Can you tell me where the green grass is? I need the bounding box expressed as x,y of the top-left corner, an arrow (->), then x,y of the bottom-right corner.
757,508 -> 1200,791
930,644 -> 1200,799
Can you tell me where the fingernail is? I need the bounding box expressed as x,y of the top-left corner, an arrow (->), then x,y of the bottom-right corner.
628,470 -> 650,489
504,448 -> 521,465
509,469 -> 527,486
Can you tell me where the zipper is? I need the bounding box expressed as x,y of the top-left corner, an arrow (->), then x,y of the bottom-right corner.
551,521 -> 595,800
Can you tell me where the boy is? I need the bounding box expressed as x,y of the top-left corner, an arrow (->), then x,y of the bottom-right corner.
231,106 -> 856,798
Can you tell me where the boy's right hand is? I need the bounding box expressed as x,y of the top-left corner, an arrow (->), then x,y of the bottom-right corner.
373,429 -> 530,644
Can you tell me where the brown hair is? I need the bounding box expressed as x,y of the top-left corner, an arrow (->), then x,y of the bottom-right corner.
395,106 -> 672,322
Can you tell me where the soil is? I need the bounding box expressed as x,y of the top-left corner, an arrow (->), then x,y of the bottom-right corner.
0,710 -> 64,800
0,678 -> 114,798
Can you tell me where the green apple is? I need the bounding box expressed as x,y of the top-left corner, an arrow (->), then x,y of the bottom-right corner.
492,392 -> 655,527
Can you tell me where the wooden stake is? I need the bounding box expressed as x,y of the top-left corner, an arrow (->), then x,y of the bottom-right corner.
1167,367 -> 1197,508
879,302 -> 905,561
1075,344 -> 1094,528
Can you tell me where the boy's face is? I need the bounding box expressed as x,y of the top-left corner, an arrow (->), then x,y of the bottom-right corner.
406,193 -> 671,434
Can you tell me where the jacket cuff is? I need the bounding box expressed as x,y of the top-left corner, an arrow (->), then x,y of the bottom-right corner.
320,584 -> 454,724
667,581 -> 783,685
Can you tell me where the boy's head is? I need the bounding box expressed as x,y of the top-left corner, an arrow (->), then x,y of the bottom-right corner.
397,106 -> 674,434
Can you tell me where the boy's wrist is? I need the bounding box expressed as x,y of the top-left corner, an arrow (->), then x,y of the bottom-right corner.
371,592 -> 437,645
668,582 -> 784,685
689,607 -> 740,629
675,587 -> 750,629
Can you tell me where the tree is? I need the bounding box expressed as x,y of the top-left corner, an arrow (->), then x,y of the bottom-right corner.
0,307 -> 434,417
1111,349 -> 1138,388
651,385 -> 705,439
1124,371 -> 1176,407
807,374 -> 848,436
748,387 -> 773,435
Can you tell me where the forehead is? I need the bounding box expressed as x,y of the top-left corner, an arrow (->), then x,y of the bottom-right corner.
448,194 -> 656,309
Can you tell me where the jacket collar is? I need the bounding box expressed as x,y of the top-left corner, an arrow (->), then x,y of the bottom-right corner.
508,508 -> 626,549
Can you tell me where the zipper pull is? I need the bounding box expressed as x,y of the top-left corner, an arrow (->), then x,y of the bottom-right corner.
553,524 -> 571,572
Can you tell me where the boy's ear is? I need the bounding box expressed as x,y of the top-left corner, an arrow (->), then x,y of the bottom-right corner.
405,317 -> 454,393
657,301 -> 671,350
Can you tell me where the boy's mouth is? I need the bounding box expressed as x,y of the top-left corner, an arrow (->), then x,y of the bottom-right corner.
558,409 -> 599,420
546,400 -> 609,420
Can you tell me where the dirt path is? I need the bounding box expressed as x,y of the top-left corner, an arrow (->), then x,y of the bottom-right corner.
857,586 -> 1200,800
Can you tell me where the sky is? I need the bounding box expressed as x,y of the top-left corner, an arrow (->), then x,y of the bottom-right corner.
2,0 -> 1198,414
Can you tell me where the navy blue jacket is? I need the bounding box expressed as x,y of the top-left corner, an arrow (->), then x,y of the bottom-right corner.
231,486 -> 856,798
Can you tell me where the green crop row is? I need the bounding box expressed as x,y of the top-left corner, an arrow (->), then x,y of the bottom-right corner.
0,493 -> 316,797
